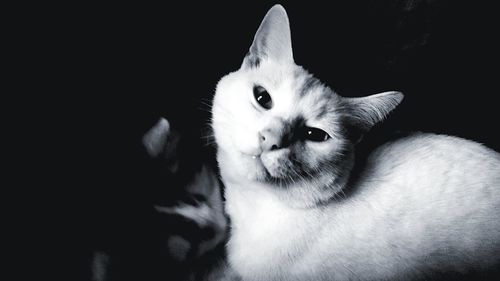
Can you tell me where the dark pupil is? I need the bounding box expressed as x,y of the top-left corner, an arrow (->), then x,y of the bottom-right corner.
253,85 -> 273,109
304,127 -> 330,142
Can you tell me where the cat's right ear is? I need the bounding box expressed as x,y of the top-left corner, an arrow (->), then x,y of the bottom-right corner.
242,5 -> 294,68
342,91 -> 404,143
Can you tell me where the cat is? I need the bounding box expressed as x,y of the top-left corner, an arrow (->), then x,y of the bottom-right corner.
142,118 -> 228,266
91,117 -> 228,281
211,5 -> 500,281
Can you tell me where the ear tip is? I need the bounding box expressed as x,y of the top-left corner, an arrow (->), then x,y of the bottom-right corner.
267,4 -> 289,20
143,118 -> 171,158
270,4 -> 287,12
391,91 -> 404,102
380,91 -> 404,103
157,117 -> 170,129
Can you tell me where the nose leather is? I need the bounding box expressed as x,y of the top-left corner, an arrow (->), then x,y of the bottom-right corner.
259,128 -> 282,151
259,119 -> 291,151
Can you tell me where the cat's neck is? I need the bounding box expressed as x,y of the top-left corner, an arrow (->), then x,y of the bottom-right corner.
223,179 -> 318,270
221,176 -> 360,279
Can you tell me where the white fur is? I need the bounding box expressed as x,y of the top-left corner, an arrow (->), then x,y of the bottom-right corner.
223,134 -> 500,280
213,61 -> 345,185
211,5 -> 500,280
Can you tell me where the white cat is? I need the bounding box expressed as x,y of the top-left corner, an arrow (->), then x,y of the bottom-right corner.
211,5 -> 500,281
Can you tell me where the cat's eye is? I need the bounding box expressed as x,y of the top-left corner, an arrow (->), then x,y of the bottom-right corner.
253,85 -> 273,110
302,127 -> 330,142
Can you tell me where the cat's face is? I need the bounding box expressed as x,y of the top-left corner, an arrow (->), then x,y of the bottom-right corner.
214,59 -> 348,186
213,5 -> 402,203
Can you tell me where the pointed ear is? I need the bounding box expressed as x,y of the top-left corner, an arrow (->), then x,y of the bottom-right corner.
142,118 -> 171,158
242,5 -> 294,68
342,91 -> 404,143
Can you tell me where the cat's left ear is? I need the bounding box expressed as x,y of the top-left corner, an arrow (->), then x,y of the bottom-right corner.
242,5 -> 294,68
342,91 -> 404,143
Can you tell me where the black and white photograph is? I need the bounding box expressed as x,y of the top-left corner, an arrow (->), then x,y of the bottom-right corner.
30,1 -> 500,280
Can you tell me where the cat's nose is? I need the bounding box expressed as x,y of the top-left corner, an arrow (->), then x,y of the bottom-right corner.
259,129 -> 282,151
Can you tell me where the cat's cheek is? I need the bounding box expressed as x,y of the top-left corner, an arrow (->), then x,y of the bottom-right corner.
230,127 -> 261,156
304,139 -> 345,169
298,149 -> 322,172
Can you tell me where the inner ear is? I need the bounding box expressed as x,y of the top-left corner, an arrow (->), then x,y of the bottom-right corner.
242,5 -> 294,68
342,91 -> 404,143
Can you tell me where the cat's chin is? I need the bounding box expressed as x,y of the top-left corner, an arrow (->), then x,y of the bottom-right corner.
238,152 -> 268,180
239,150 -> 298,187
221,148 -> 297,186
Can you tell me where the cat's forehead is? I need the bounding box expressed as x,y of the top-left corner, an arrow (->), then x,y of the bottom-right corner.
248,62 -> 339,120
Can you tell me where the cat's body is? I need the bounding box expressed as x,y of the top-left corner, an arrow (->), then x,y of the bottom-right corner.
224,133 -> 500,280
211,5 -> 500,281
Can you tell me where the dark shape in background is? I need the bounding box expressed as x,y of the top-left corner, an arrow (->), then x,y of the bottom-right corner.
31,1 -> 498,280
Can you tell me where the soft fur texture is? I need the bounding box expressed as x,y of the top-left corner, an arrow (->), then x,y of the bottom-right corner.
211,5 -> 500,281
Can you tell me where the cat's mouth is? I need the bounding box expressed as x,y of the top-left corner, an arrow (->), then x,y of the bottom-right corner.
241,149 -> 297,185
238,151 -> 274,181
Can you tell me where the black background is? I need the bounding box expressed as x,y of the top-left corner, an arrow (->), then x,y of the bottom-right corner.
61,1 -> 499,156
21,1 -> 499,280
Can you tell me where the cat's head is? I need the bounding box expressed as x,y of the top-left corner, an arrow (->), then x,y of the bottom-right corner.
212,5 -> 403,206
